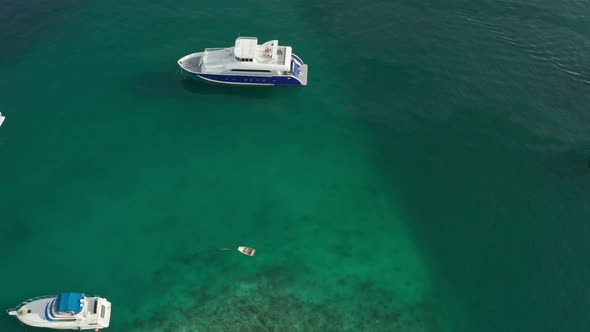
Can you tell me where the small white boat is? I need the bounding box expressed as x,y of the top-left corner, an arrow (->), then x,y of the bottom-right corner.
238,246 -> 256,256
178,36 -> 308,86
0,112 -> 5,127
7,293 -> 111,330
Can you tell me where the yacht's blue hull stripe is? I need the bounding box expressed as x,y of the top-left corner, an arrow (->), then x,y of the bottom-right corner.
45,302 -> 55,322
292,61 -> 301,77
194,73 -> 303,86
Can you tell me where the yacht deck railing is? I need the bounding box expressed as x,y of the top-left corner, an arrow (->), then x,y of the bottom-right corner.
6,295 -> 55,313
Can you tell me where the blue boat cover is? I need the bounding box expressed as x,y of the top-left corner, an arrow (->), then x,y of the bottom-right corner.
55,293 -> 84,314
292,60 -> 301,76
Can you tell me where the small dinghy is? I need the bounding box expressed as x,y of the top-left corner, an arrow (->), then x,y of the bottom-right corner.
0,112 -> 5,127
238,246 -> 256,256
217,246 -> 256,256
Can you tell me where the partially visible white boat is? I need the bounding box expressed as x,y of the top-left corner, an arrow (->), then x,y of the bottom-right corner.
7,293 -> 111,330
0,112 -> 5,127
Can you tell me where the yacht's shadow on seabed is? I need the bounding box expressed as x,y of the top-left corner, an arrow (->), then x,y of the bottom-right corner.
128,68 -> 304,100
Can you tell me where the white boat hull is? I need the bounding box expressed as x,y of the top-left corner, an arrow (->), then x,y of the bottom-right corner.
238,246 -> 256,256
179,55 -> 307,86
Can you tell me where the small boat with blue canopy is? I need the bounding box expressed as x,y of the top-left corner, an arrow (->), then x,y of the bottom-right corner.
7,292 -> 111,330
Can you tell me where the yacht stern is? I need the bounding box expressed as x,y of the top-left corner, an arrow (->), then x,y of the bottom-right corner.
297,64 -> 308,86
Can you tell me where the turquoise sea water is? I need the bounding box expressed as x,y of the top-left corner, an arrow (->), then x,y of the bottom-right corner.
1,0 -> 590,331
